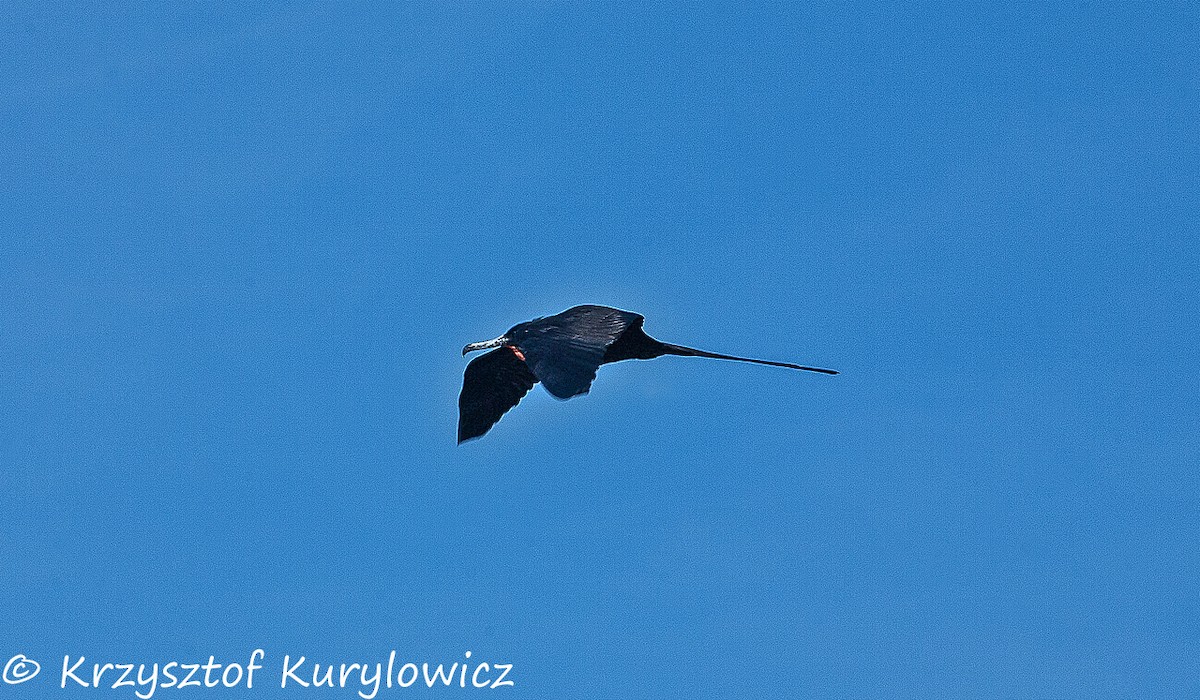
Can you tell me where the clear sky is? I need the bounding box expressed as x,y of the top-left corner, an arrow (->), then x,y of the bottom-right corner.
2,3 -> 1197,698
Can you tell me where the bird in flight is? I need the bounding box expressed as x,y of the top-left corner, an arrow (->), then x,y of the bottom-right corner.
457,305 -> 837,443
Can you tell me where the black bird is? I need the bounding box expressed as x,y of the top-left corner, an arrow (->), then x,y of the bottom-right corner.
458,305 -> 837,443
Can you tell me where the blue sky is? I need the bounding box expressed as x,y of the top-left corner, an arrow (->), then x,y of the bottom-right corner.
1,2 -> 1197,698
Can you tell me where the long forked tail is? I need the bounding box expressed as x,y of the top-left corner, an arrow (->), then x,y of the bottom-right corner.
660,343 -> 838,375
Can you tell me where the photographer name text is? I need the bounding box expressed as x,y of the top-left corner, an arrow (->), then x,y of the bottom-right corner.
2,650 -> 513,698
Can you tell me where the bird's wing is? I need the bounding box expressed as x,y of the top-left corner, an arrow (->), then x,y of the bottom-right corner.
519,306 -> 643,399
458,347 -> 539,443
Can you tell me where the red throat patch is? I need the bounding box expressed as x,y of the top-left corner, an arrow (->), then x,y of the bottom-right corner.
509,346 -> 526,362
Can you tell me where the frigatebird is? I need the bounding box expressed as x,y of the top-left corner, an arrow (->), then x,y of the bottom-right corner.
458,305 -> 837,443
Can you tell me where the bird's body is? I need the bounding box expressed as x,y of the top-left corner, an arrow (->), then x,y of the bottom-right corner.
458,305 -> 836,443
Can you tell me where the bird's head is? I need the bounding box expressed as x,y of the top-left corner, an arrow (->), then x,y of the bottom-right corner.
462,335 -> 509,356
